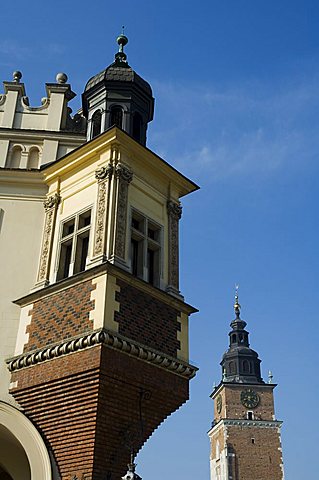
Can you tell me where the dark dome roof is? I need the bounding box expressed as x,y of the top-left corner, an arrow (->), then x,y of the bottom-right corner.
85,62 -> 152,95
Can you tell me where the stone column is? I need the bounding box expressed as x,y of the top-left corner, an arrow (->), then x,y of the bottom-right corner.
109,162 -> 133,268
91,163 -> 114,264
35,193 -> 61,288
166,200 -> 182,297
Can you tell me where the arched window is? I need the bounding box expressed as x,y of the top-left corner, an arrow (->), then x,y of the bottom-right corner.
132,112 -> 143,142
10,146 -> 22,168
231,334 -> 237,343
27,147 -> 39,169
243,360 -> 250,373
91,110 -> 102,139
229,361 -> 236,374
110,106 -> 123,128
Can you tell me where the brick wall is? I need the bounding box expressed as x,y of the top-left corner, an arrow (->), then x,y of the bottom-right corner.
226,425 -> 283,480
115,279 -> 180,358
11,344 -> 189,480
24,279 -> 96,352
214,385 -> 275,423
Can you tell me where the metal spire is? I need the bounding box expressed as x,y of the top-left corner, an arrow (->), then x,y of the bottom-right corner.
115,27 -> 129,64
234,284 -> 241,319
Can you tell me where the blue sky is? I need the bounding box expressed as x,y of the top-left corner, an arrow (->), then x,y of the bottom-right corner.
2,1 -> 319,478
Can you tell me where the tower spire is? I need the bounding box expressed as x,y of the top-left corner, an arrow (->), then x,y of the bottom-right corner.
220,290 -> 264,384
115,27 -> 129,64
234,284 -> 241,319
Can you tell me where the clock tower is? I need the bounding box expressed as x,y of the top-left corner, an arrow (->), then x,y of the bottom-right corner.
209,292 -> 284,480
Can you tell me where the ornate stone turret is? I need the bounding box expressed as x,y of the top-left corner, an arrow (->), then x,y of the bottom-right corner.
221,288 -> 263,384
82,30 -> 154,145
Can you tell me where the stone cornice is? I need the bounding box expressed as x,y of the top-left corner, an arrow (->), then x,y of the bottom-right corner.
208,418 -> 283,435
6,328 -> 198,380
15,261 -> 198,315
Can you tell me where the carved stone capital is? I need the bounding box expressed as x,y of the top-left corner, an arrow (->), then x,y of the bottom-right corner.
115,163 -> 133,183
43,193 -> 61,211
167,200 -> 182,220
95,163 -> 113,181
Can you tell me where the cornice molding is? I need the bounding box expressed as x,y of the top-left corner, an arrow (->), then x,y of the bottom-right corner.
15,261 -> 198,315
6,328 -> 198,380
208,418 -> 283,435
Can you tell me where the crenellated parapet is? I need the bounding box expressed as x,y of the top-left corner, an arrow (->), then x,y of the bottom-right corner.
0,71 -> 86,169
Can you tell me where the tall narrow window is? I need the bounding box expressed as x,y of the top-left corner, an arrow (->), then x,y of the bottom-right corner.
132,112 -> 142,142
10,146 -> 22,168
130,210 -> 161,287
57,209 -> 91,280
110,106 -> 123,128
91,110 -> 102,139
27,147 -> 40,169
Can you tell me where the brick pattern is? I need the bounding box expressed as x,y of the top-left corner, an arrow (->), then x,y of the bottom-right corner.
11,345 -> 189,480
24,280 -> 96,352
11,347 -> 101,480
214,385 -> 275,423
211,385 -> 283,480
115,280 -> 180,357
226,426 -> 283,480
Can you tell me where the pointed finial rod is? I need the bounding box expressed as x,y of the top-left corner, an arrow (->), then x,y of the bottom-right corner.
234,284 -> 241,318
115,28 -> 129,63
268,370 -> 273,384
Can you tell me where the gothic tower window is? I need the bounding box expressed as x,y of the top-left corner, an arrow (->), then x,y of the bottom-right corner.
243,360 -> 251,373
57,209 -> 91,280
91,110 -> 102,139
110,106 -> 123,128
27,147 -> 40,169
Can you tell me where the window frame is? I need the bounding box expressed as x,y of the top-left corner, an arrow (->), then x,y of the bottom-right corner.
56,207 -> 92,281
130,208 -> 163,287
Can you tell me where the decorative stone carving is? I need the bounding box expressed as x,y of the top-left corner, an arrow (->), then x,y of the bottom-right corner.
36,194 -> 61,284
93,164 -> 113,257
7,327 -> 198,380
167,200 -> 182,293
114,164 -> 133,259
0,94 -> 6,106
95,164 -> 113,181
115,163 -> 133,183
43,193 -> 61,211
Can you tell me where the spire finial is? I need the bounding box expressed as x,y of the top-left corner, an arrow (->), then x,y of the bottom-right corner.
268,370 -> 273,384
234,284 -> 241,318
115,27 -> 129,64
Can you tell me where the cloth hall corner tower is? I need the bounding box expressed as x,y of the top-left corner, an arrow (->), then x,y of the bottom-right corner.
0,34 -> 199,479
209,292 -> 284,480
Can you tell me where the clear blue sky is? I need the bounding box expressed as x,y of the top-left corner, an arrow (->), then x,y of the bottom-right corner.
2,1 -> 318,478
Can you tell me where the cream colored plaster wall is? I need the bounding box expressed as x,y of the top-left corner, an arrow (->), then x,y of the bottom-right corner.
177,312 -> 189,362
89,273 -> 120,332
0,196 -> 45,404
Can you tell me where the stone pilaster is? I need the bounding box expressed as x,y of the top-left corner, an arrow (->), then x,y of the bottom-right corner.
166,200 -> 182,297
109,161 -> 133,268
35,193 -> 61,288
91,163 -> 113,264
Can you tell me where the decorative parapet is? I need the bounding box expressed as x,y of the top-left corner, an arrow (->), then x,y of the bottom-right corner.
6,327 -> 197,380
35,193 -> 61,287
166,200 -> 182,296
93,163 -> 114,258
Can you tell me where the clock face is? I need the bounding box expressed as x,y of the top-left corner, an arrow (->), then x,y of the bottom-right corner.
240,389 -> 260,409
216,394 -> 222,414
